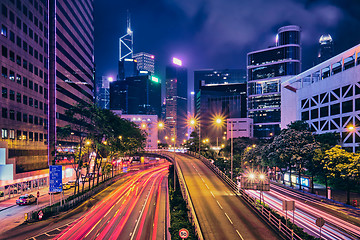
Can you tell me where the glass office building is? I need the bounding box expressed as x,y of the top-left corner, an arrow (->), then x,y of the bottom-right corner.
247,25 -> 301,138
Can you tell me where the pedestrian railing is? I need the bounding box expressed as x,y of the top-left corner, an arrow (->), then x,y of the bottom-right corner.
186,151 -> 302,240
25,173 -> 124,222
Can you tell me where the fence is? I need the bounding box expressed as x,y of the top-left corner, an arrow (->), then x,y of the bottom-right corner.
186,151 -> 302,240
25,171 -> 127,222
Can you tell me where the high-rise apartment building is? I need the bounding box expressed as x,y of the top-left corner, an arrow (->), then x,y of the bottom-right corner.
247,25 -> 301,138
165,58 -> 188,144
0,0 -> 94,179
1,0 -> 49,174
133,52 -> 155,74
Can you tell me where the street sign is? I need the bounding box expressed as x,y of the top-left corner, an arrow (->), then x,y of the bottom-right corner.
282,200 -> 295,211
49,165 -> 63,193
179,228 -> 189,239
316,217 -> 325,227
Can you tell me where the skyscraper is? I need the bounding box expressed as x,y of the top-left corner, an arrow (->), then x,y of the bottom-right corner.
318,34 -> 334,63
49,0 -> 94,163
165,58 -> 188,144
110,74 -> 161,116
95,76 -> 112,109
118,13 -> 136,80
0,0 -> 94,178
194,69 -> 247,140
247,25 -> 301,138
0,0 -> 49,174
133,52 -> 155,74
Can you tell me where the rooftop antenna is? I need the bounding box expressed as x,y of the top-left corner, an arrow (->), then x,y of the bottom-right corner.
119,10 -> 133,61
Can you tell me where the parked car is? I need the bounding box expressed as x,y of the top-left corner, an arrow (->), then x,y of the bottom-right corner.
16,194 -> 37,205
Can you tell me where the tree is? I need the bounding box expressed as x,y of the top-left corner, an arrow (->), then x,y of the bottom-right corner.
263,126 -> 318,188
57,102 -> 146,193
323,145 -> 359,204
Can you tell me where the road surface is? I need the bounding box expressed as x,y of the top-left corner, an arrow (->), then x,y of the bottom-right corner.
246,183 -> 360,240
0,162 -> 170,240
176,153 -> 280,240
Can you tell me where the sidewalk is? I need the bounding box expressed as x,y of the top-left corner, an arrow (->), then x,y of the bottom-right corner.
0,187 -> 50,212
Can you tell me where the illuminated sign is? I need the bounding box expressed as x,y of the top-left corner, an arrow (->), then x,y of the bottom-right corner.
151,76 -> 159,83
172,57 -> 182,66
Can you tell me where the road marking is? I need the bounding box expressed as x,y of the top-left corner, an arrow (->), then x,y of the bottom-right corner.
205,184 -> 209,189
216,200 -> 223,209
236,230 -> 245,240
225,212 -> 233,225
210,191 -> 215,198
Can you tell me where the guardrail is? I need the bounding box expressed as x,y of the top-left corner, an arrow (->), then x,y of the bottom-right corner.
145,151 -> 204,240
186,151 -> 302,240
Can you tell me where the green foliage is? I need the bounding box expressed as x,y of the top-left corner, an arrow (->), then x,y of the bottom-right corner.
168,165 -> 196,240
287,120 -> 310,131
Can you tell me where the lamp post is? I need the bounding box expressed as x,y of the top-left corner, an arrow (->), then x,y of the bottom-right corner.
189,118 -> 200,156
171,137 -> 176,191
231,120 -> 233,181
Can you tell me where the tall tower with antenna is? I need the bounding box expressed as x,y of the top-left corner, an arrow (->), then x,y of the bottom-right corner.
119,11 -> 133,61
117,11 -> 137,80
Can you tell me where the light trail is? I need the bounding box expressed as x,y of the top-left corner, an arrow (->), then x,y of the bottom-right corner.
54,163 -> 169,240
245,187 -> 360,240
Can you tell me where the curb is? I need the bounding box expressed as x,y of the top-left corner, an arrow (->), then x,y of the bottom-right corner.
0,204 -> 16,212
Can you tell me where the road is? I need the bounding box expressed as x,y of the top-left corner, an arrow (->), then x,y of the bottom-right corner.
245,183 -> 360,240
28,162 -> 169,240
0,162 -> 153,235
176,153 -> 280,240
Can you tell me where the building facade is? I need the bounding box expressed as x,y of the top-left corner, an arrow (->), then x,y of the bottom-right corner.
227,118 -> 254,139
194,69 -> 246,97
110,74 -> 161,116
95,76 -> 111,109
133,52 -> 155,74
247,25 -> 301,139
1,0 -> 49,175
0,0 -> 94,180
282,44 -> 360,152
112,113 -> 158,150
196,83 -> 247,141
165,59 -> 187,144
49,0 -> 94,163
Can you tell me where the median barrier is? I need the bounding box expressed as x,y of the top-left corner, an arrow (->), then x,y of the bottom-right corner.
145,151 -> 204,240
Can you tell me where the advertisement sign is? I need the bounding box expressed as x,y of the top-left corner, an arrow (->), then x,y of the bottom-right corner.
49,165 -> 63,192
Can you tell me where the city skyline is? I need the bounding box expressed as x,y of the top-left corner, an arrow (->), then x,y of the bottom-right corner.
94,0 -> 360,88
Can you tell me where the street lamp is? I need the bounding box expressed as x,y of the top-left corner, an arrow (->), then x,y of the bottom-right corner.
171,136 -> 176,191
189,117 -> 201,156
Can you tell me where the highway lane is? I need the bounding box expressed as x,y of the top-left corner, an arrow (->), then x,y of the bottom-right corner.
176,153 -> 280,240
245,185 -> 360,240
53,162 -> 169,240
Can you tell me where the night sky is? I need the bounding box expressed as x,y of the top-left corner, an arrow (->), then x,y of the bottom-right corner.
94,0 -> 360,91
